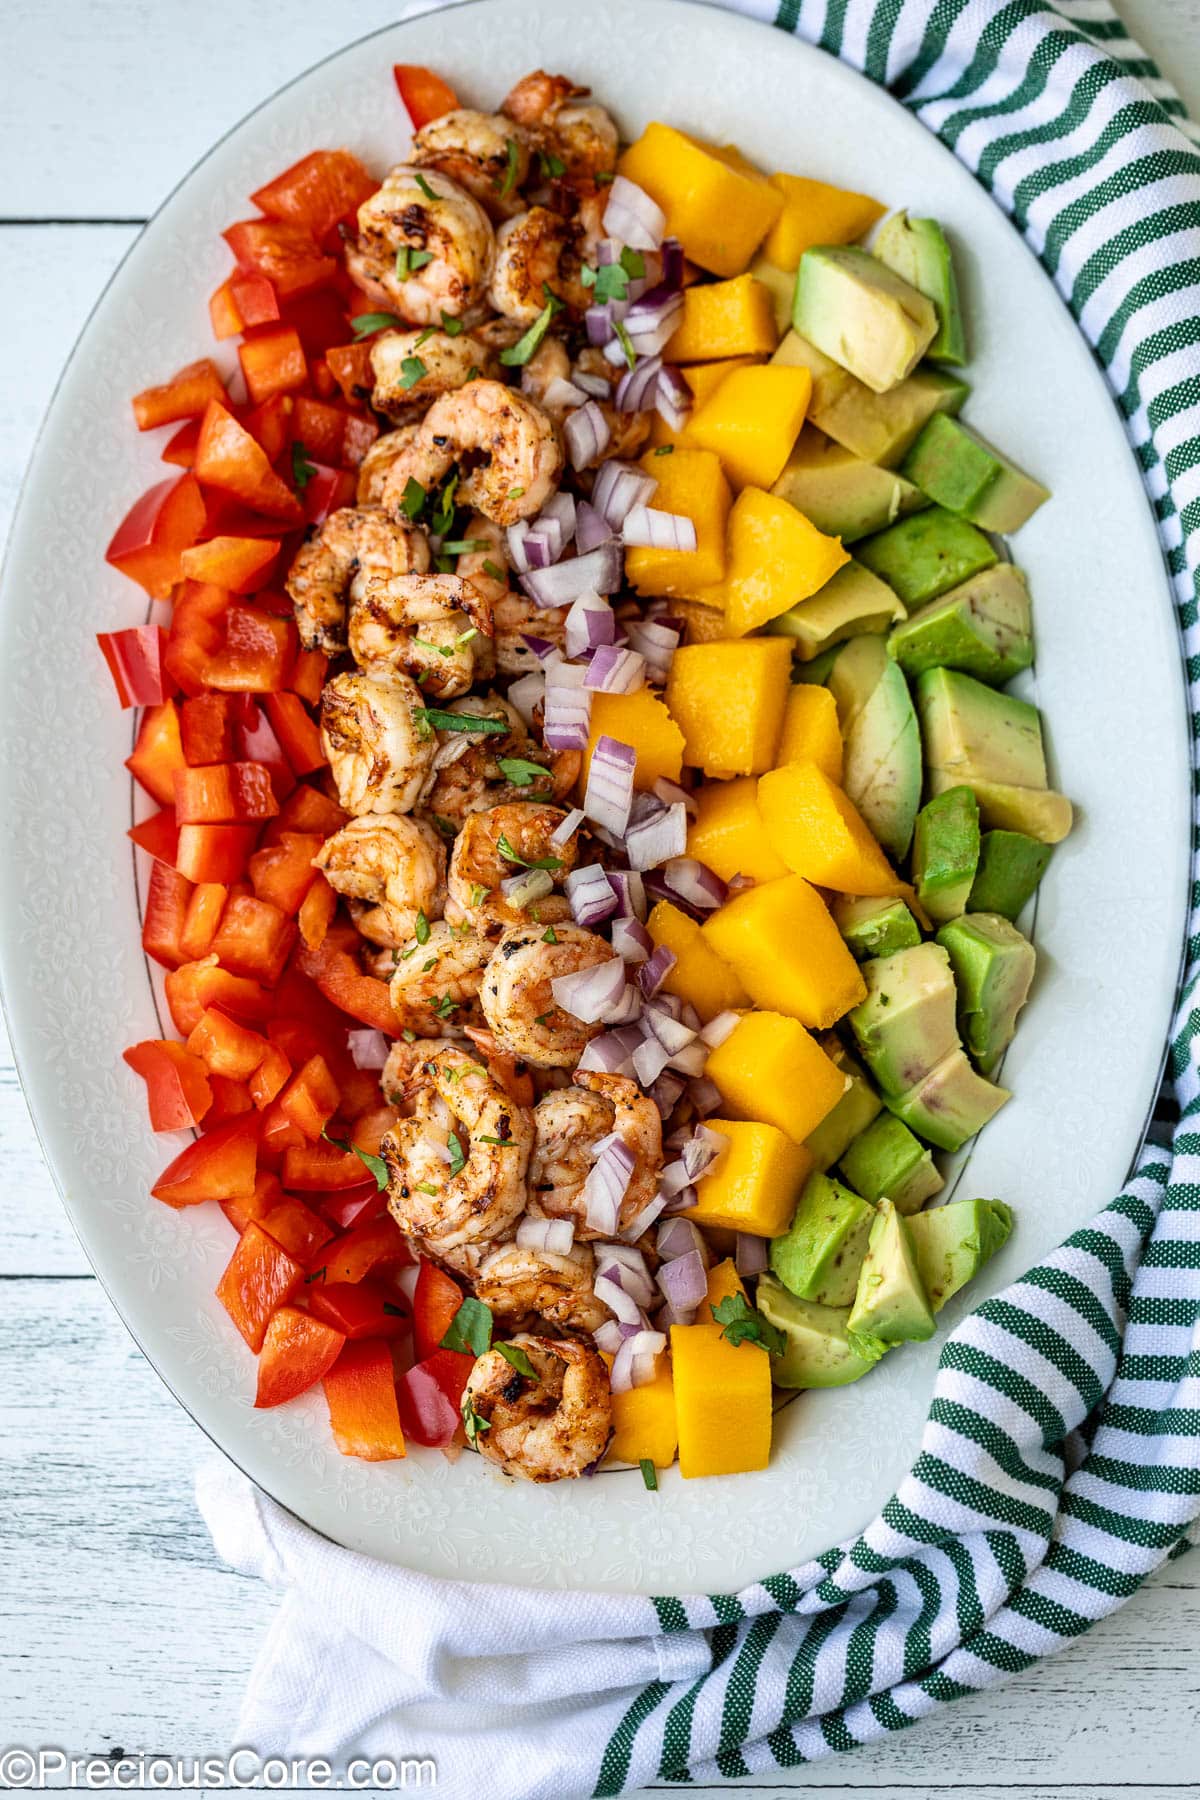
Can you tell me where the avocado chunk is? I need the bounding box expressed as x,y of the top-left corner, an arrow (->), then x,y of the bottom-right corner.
902,413 -> 1050,534
886,1047 -> 1010,1152
749,251 -> 796,335
791,643 -> 844,685
856,507 -> 998,610
804,1039 -> 883,1171
757,1275 -> 889,1388
928,772 -> 1074,844
824,635 -> 922,860
937,912 -> 1036,1075
769,1170 -> 876,1307
772,330 -> 969,466
839,1112 -> 944,1215
833,894 -> 922,961
888,565 -> 1034,685
874,212 -> 966,365
917,668 -> 1073,845
848,942 -> 960,1096
827,632 -> 889,730
847,1198 -> 936,1343
907,1198 -> 1014,1309
912,785 -> 981,924
967,829 -> 1053,920
764,561 -> 904,661
793,246 -> 939,393
772,425 -> 929,542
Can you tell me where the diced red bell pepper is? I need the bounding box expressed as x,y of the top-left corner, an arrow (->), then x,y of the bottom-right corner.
179,535 -> 282,593
204,604 -> 294,694
210,892 -> 295,984
309,1278 -> 410,1341
248,1042 -> 291,1109
297,874 -> 338,951
105,472 -> 207,598
238,325 -> 308,406
128,807 -> 180,865
290,395 -> 349,464
209,276 -> 245,341
162,417 -> 202,468
278,288 -> 354,357
252,150 -> 377,245
397,1349 -> 470,1449
180,693 -> 238,766
275,1053 -> 340,1142
300,461 -> 357,527
233,270 -> 283,328
255,1306 -> 346,1409
249,831 -> 322,915
132,358 -> 227,431
288,648 -> 328,708
207,1073 -> 256,1126
297,936 -> 398,1034
323,1339 -> 406,1459
240,394 -> 296,466
124,1038 -> 213,1132
325,342 -> 375,407
271,783 -> 347,839
179,881 -> 228,960
142,861 -> 194,968
194,401 -> 303,525
221,1168 -> 285,1234
311,359 -> 336,400
174,761 -> 280,825
164,954 -> 272,1036
176,822 -> 260,886
260,1196 -> 334,1263
264,691 -> 326,776
186,1004 -> 270,1080
352,1103 -> 401,1158
321,1186 -> 387,1230
235,702 -> 297,802
462,1025 -> 536,1110
413,1260 -> 466,1361
126,701 -> 185,805
153,1114 -> 260,1209
282,1138 -> 373,1193
393,65 -> 459,129
224,219 -> 336,300
216,1219 -> 303,1350
98,625 -> 172,709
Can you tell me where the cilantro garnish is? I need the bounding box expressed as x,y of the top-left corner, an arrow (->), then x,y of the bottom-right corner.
542,926 -> 558,945
399,477 -> 427,519
395,246 -> 434,280
497,1342 -> 537,1379
482,558 -> 505,581
441,1296 -> 492,1357
497,136 -> 521,198
462,1394 -> 492,1447
399,355 -> 428,390
321,1129 -> 388,1193
416,708 -> 510,734
447,1130 -> 467,1178
640,1458 -> 658,1492
415,910 -> 430,945
431,993 -> 459,1019
538,148 -> 565,179
654,443 -> 675,456
499,289 -> 565,367
441,311 -> 464,336
478,1134 -> 518,1148
290,441 -> 317,491
441,537 -> 491,555
613,318 -> 636,371
415,1181 -> 439,1196
498,756 -> 551,787
496,833 -> 562,872
350,311 -> 399,339
414,172 -> 438,201
711,1293 -> 787,1357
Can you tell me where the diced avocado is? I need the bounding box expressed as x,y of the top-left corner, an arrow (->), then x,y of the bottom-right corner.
873,212 -> 966,365
902,413 -> 1049,534
928,771 -> 1074,845
912,785 -> 980,924
907,1198 -> 1014,1309
793,246 -> 938,394
886,1047 -> 1010,1152
888,565 -> 1034,685
937,912 -> 1036,1075
769,1170 -> 875,1307
791,643 -> 843,685
764,561 -> 904,661
848,942 -> 960,1096
844,659 -> 923,861
839,1112 -> 944,1215
967,829 -> 1053,920
757,1276 -> 889,1388
833,894 -> 922,961
771,331 -> 970,466
847,1198 -> 936,1343
749,252 -> 797,334
804,1038 -> 883,1171
828,632 -> 889,730
856,507 -> 998,611
772,425 -> 929,542
917,667 -> 1046,789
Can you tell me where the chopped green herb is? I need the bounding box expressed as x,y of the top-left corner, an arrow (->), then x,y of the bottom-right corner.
447,1130 -> 467,1179
465,364 -> 482,381
497,136 -> 521,198
654,443 -> 675,456
613,318 -> 636,371
640,1458 -> 659,1491
402,1029 -> 416,1044
415,910 -> 431,945
431,993 -> 459,1020
321,1130 -> 389,1192
533,1009 -> 554,1026
581,260 -> 633,304
620,246 -> 646,280
416,708 -> 510,734
290,441 -> 317,491
542,925 -> 558,944
497,1342 -> 537,1379
395,245 -> 434,280
496,833 -> 563,872
454,626 -> 479,648
538,148 -> 566,179
305,1267 -> 327,1285
482,558 -> 505,581
414,172 -> 438,201
382,1301 -> 407,1318
508,485 -> 525,499
442,1295 -> 493,1356
498,756 -> 551,788
400,477 -> 427,519
595,170 -> 615,185
432,813 -> 457,837
399,355 -> 428,390
478,1134 -> 519,1149
440,311 -> 464,336
470,883 -> 490,908
711,1293 -> 788,1357
462,1394 -> 492,1447
413,324 -> 437,349
441,537 -> 491,555
351,311 -> 399,339
498,289 -> 565,367
416,1180 -> 440,1196
420,957 -> 437,973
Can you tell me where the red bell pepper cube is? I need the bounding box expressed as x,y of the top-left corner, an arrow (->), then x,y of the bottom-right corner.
142,860 -> 194,968
248,1042 -> 291,1109
300,462 -> 357,527
260,1196 -> 334,1264
311,360 -> 336,400
239,394 -> 296,467
396,1349 -> 471,1449
288,649 -> 328,708
350,1102 -> 400,1157
105,472 -> 207,598
97,625 -> 172,709
186,1004 -> 270,1080
174,761 -> 280,825
211,892 -> 295,985
126,701 -> 185,806
290,395 -> 349,465
161,417 -> 201,467
413,1259 -> 466,1361
124,1039 -> 213,1132
179,882 -> 228,961
153,1114 -> 260,1210
235,702 -> 297,802
164,954 -> 272,1036
323,1340 -> 406,1459
204,604 -> 294,694
179,535 -> 282,594
238,326 -> 308,406
278,288 -> 353,357
209,276 -> 244,340
216,1219 -> 303,1350
206,1074 -> 255,1127
264,692 -> 326,776
272,783 -> 347,839
282,1138 -> 373,1193
317,1216 -> 412,1286
297,875 -> 338,952
255,1306 -> 346,1409
276,1053 -> 340,1141
180,693 -> 238,766
309,1278 -> 410,1341
175,822 -> 260,886
128,807 -> 180,865
325,343 -> 375,407
321,1187 -> 387,1230
132,358 -> 227,431
233,270 -> 282,328
393,64 -> 459,129
221,1168 -> 285,1234
194,401 -> 304,525
249,832 -> 322,915
223,219 -> 336,300
251,150 -> 376,245
297,936 -> 398,1035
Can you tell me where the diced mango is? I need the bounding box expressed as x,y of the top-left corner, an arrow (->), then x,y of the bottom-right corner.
619,124 -> 783,276
777,686 -> 843,783
687,777 -> 789,883
646,899 -> 750,1021
626,448 -> 730,597
667,275 -> 779,364
704,1008 -> 850,1142
670,1319 -> 773,1477
608,1356 -> 678,1468
758,760 -> 906,895
648,356 -> 766,449
721,488 -> 851,637
686,365 -> 812,491
705,1256 -> 746,1311
674,597 -> 731,643
666,637 -> 792,777
583,688 -> 684,793
690,1119 -> 813,1237
765,174 -> 885,268
702,876 -> 867,1029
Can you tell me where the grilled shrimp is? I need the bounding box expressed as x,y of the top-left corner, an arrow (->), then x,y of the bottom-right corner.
488,206 -> 590,322
412,109 -> 534,220
502,72 -> 619,181
446,804 -> 578,935
349,572 -> 494,699
452,515 -> 568,675
349,165 -> 495,324
473,1241 -> 610,1334
479,922 -> 614,1067
356,427 -> 421,505
528,1072 -> 663,1235
319,668 -> 434,816
383,1044 -> 533,1250
461,1333 -> 612,1481
285,506 -> 429,652
419,694 -> 578,828
380,1034 -> 463,1104
314,813 -> 446,948
388,918 -> 492,1036
573,346 -> 654,463
370,327 -> 497,423
380,380 -> 563,527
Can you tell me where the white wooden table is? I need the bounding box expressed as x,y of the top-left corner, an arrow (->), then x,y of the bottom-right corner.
3,3 -> 1199,1792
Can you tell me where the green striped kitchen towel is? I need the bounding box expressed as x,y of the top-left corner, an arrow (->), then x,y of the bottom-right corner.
198,4 -> 1200,1794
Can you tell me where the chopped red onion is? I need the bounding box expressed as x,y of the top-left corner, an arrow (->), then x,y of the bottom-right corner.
597,1243 -> 655,1304
660,238 -> 685,288
647,779 -> 692,821
516,1217 -> 576,1255
654,991 -> 686,1024
735,1232 -> 769,1278
584,645 -> 645,694
610,1328 -> 666,1393
551,955 -> 627,1024
519,633 -> 560,666
644,1005 -> 697,1057
648,1069 -> 686,1118
606,870 -> 646,920
622,506 -> 698,552
574,499 -> 614,554
606,983 -> 643,1026
592,460 -> 657,530
615,354 -> 663,414
663,855 -> 726,911
656,1248 -> 708,1313
565,399 -> 611,471
637,943 -> 676,997
539,490 -> 577,543
656,1216 -> 706,1263
506,520 -> 532,573
632,1034 -> 672,1088
625,799 -> 687,871
656,362 -> 692,431
585,302 -> 615,348
542,375 -> 588,409
565,592 -> 616,659
688,1075 -> 723,1117
666,1038 -> 708,1077
663,1182 -> 698,1215
603,176 -> 666,251
573,368 -> 613,400
582,1135 -> 635,1234
593,1318 -> 633,1356
506,670 -> 544,728
683,1123 -> 728,1182
521,528 -> 556,570
565,863 -> 619,928
347,1028 -> 390,1070
543,666 -> 592,750
626,282 -> 685,342
577,1024 -> 642,1076
627,620 -> 680,682
620,1191 -> 668,1242
500,867 -> 554,908
593,1271 -> 643,1327
699,1010 -> 739,1048
521,541 -> 623,606
584,733 -> 636,836
611,915 -> 652,963
550,807 -> 585,848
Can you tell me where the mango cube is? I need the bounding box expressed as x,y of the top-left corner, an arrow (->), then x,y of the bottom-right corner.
689,1119 -> 813,1237
704,1008 -> 849,1143
670,1320 -> 772,1477
758,760 -> 906,895
686,365 -> 812,490
667,275 -> 779,364
666,637 -> 792,776
686,777 -> 789,883
648,356 -> 765,450
765,173 -> 885,268
583,688 -> 684,793
777,685 -> 844,783
608,1357 -> 678,1468
674,597 -> 731,643
720,488 -> 851,637
619,124 -> 782,276
703,875 -> 866,1029
626,448 -> 730,597
705,1257 -> 747,1311
647,899 -> 749,1021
